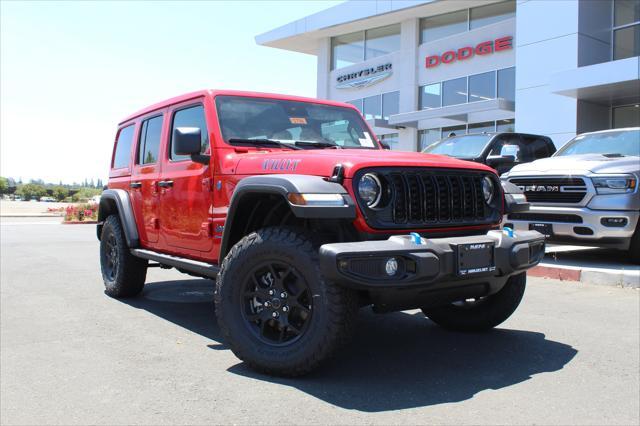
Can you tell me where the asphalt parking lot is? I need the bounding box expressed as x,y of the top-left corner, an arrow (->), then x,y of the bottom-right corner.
1,217 -> 639,425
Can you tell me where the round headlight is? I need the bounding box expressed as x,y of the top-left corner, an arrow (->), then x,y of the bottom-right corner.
358,173 -> 382,207
482,176 -> 495,203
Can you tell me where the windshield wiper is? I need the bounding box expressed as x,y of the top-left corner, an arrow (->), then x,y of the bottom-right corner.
602,153 -> 625,158
228,138 -> 303,150
293,140 -> 342,149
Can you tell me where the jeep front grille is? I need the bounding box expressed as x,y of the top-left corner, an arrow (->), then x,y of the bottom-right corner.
509,177 -> 586,203
354,168 -> 501,230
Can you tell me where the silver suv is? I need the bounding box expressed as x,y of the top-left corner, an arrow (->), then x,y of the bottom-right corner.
501,128 -> 640,263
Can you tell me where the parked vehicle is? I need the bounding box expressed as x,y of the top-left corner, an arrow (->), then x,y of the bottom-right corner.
422,132 -> 556,175
40,196 -> 55,202
502,127 -> 640,263
98,90 -> 543,376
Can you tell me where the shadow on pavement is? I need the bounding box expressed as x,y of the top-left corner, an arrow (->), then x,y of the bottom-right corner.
121,278 -> 578,412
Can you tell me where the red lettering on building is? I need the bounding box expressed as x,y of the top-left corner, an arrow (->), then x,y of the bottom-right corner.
424,36 -> 513,68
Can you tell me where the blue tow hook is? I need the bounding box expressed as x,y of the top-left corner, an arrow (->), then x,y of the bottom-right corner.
503,226 -> 514,238
410,232 -> 423,245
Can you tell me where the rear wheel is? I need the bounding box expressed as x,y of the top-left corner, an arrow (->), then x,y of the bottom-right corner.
100,215 -> 147,298
215,227 -> 358,377
422,273 -> 526,332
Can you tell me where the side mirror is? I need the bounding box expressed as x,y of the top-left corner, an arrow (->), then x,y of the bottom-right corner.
380,142 -> 391,150
173,127 -> 209,165
486,154 -> 515,166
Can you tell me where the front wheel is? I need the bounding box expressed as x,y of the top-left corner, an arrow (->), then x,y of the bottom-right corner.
422,273 -> 526,332
214,227 -> 358,377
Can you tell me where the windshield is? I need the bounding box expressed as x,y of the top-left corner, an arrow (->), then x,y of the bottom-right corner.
215,96 -> 379,149
422,134 -> 492,158
555,129 -> 640,157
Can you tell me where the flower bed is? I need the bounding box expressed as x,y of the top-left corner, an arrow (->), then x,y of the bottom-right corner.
63,203 -> 98,223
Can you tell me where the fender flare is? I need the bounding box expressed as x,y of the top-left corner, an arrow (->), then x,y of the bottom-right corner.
219,174 -> 356,259
501,181 -> 530,214
97,189 -> 140,248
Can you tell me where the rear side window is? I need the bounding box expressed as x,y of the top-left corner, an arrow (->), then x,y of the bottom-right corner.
523,136 -> 554,159
113,125 -> 135,169
170,105 -> 209,161
138,115 -> 163,165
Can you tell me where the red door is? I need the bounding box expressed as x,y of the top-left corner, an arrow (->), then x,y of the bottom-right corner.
159,101 -> 214,254
130,112 -> 165,245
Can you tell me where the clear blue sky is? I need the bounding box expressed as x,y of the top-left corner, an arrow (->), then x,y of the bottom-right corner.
0,0 -> 341,184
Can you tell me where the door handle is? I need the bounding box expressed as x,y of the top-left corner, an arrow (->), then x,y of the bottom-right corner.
129,182 -> 142,189
158,180 -> 174,188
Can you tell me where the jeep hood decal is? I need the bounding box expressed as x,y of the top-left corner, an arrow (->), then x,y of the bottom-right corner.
229,149 -> 495,177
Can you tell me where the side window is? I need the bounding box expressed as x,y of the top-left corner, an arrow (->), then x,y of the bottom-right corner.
113,125 -> 135,169
524,136 -> 552,160
170,105 -> 209,161
137,115 -> 163,165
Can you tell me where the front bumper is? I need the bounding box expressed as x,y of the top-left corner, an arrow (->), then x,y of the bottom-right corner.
505,206 -> 639,249
319,230 -> 544,294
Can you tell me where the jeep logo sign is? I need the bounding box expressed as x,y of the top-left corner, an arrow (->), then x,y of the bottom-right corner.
336,63 -> 392,89
425,36 -> 513,68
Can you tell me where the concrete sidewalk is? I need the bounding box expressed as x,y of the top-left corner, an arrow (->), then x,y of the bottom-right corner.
529,245 -> 640,288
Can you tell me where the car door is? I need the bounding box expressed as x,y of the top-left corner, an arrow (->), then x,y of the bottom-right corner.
159,101 -> 213,254
130,112 -> 165,245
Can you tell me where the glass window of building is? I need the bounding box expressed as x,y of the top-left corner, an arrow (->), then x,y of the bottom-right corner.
418,128 -> 441,151
331,31 -> 364,70
420,10 -> 468,44
614,0 -> 640,26
613,104 -> 640,128
497,67 -> 516,102
441,125 -> 467,139
381,91 -> 399,119
470,1 -> 516,30
614,24 -> 640,60
363,95 -> 382,120
347,99 -> 363,114
468,121 -> 495,134
442,77 -> 467,106
468,71 -> 496,103
496,119 -> 516,132
419,83 -> 441,109
365,24 -> 400,60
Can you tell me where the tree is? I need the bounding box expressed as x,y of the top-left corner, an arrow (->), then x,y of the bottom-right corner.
16,183 -> 46,201
52,186 -> 69,201
0,177 -> 8,194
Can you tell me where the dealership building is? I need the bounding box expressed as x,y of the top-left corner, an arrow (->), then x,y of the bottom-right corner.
256,0 -> 640,151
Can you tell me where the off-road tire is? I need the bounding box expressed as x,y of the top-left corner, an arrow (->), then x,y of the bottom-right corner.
422,272 -> 526,332
628,223 -> 640,264
100,215 -> 147,298
214,227 -> 358,377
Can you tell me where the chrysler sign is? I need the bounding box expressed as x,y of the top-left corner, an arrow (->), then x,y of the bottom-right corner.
425,36 -> 513,68
336,63 -> 392,89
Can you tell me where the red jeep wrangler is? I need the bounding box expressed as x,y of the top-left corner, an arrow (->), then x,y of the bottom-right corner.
98,90 -> 543,376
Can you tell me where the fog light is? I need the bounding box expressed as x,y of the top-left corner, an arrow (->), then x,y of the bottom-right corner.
601,217 -> 628,227
385,258 -> 398,276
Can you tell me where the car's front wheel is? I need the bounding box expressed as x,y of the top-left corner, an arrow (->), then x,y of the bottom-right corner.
422,273 -> 526,332
214,227 -> 358,377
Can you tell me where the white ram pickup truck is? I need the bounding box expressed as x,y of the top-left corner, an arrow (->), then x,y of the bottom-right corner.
501,127 -> 640,263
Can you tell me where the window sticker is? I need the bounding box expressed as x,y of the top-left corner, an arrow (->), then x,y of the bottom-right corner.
289,117 -> 307,125
359,132 -> 375,147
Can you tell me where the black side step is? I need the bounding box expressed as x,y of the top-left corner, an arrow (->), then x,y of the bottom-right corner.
130,249 -> 220,279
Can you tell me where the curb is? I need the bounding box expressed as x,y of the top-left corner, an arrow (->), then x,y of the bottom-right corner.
529,264 -> 640,288
62,221 -> 98,225
1,214 -> 62,218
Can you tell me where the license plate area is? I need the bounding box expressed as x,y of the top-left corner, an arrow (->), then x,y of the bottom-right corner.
529,222 -> 553,237
456,241 -> 496,276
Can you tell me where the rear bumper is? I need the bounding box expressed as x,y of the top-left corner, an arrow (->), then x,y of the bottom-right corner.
319,230 -> 545,294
